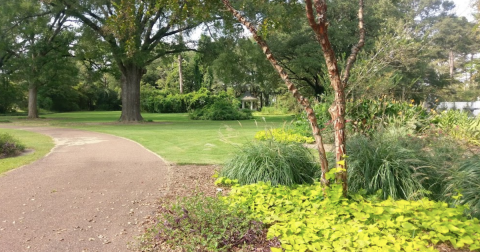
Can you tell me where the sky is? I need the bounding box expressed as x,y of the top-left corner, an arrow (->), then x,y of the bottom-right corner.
453,0 -> 475,21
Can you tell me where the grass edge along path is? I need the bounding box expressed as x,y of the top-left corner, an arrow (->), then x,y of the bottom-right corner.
1,112 -> 293,165
0,128 -> 55,175
52,112 -> 292,165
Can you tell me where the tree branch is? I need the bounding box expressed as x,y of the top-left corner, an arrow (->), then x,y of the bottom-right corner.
342,0 -> 365,86
305,0 -> 319,31
222,0 -> 330,182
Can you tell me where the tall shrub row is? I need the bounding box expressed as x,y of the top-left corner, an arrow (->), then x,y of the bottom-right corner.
140,87 -> 238,113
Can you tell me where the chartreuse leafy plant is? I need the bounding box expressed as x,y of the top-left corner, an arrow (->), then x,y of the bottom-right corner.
221,168 -> 480,252
255,128 -> 315,144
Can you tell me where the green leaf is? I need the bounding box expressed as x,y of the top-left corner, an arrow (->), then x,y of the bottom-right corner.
401,222 -> 416,231
436,225 -> 449,234
459,236 -> 473,245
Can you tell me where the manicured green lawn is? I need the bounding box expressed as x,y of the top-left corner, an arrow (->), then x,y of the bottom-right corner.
0,128 -> 55,174
1,111 -> 293,164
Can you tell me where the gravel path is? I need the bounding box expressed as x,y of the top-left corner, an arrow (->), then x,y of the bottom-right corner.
0,126 -> 170,252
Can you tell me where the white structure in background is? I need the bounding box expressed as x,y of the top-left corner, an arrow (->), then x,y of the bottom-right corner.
241,91 -> 258,110
438,100 -> 480,117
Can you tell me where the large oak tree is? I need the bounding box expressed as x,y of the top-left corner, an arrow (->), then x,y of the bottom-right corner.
48,0 -> 218,121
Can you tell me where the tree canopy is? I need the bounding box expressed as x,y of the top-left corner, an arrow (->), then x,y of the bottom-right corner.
0,0 -> 478,118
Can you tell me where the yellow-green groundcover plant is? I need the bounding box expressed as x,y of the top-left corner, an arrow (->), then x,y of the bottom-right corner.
255,128 -> 315,144
219,170 -> 480,251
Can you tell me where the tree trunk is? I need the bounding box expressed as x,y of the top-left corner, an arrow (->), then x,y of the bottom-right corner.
178,54 -> 184,94
265,93 -> 270,107
27,84 -> 38,119
449,50 -> 454,79
305,0 -> 365,196
222,0 -> 330,183
119,63 -> 144,122
260,92 -> 264,109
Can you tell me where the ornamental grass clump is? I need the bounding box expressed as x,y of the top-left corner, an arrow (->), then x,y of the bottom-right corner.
221,140 -> 319,186
346,127 -> 429,200
443,155 -> 480,219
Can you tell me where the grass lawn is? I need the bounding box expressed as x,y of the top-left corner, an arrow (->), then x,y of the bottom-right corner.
1,111 -> 293,165
0,128 -> 55,174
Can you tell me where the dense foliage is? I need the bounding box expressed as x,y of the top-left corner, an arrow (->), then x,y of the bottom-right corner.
223,180 -> 480,252
221,140 -> 318,186
432,110 -> 480,146
255,128 -> 315,144
141,87 -> 251,120
0,133 -> 25,158
346,127 -> 429,200
137,194 -> 279,252
189,99 -> 253,120
346,98 -> 430,136
445,155 -> 480,218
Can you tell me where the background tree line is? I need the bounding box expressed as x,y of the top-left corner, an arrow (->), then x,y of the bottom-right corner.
0,0 -> 479,120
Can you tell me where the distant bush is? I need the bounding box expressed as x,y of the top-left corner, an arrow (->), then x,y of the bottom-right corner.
0,133 -> 25,158
189,99 -> 252,121
141,87 -> 248,117
431,110 -> 480,146
255,128 -> 315,144
346,97 -> 430,136
221,140 -> 319,186
137,194 -> 276,252
141,87 -> 188,113
258,106 -> 289,115
290,101 -> 335,144
0,83 -> 22,113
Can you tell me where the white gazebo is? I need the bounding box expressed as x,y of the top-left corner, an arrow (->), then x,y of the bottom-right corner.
241,91 -> 258,110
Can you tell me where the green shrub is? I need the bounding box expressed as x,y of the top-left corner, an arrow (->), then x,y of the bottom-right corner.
224,181 -> 480,252
258,106 -> 289,115
137,194 -> 278,252
189,99 -> 252,120
290,101 -> 335,144
0,81 -> 23,113
431,110 -> 480,146
291,102 -> 331,134
254,128 -> 315,144
141,87 -> 238,114
346,97 -> 430,136
346,127 -> 429,200
0,133 -> 25,158
221,140 -> 319,186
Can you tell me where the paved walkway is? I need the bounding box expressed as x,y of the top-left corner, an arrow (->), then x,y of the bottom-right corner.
0,126 -> 170,252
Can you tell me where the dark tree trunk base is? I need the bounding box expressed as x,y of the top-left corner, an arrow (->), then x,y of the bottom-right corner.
27,85 -> 39,119
119,64 -> 144,122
